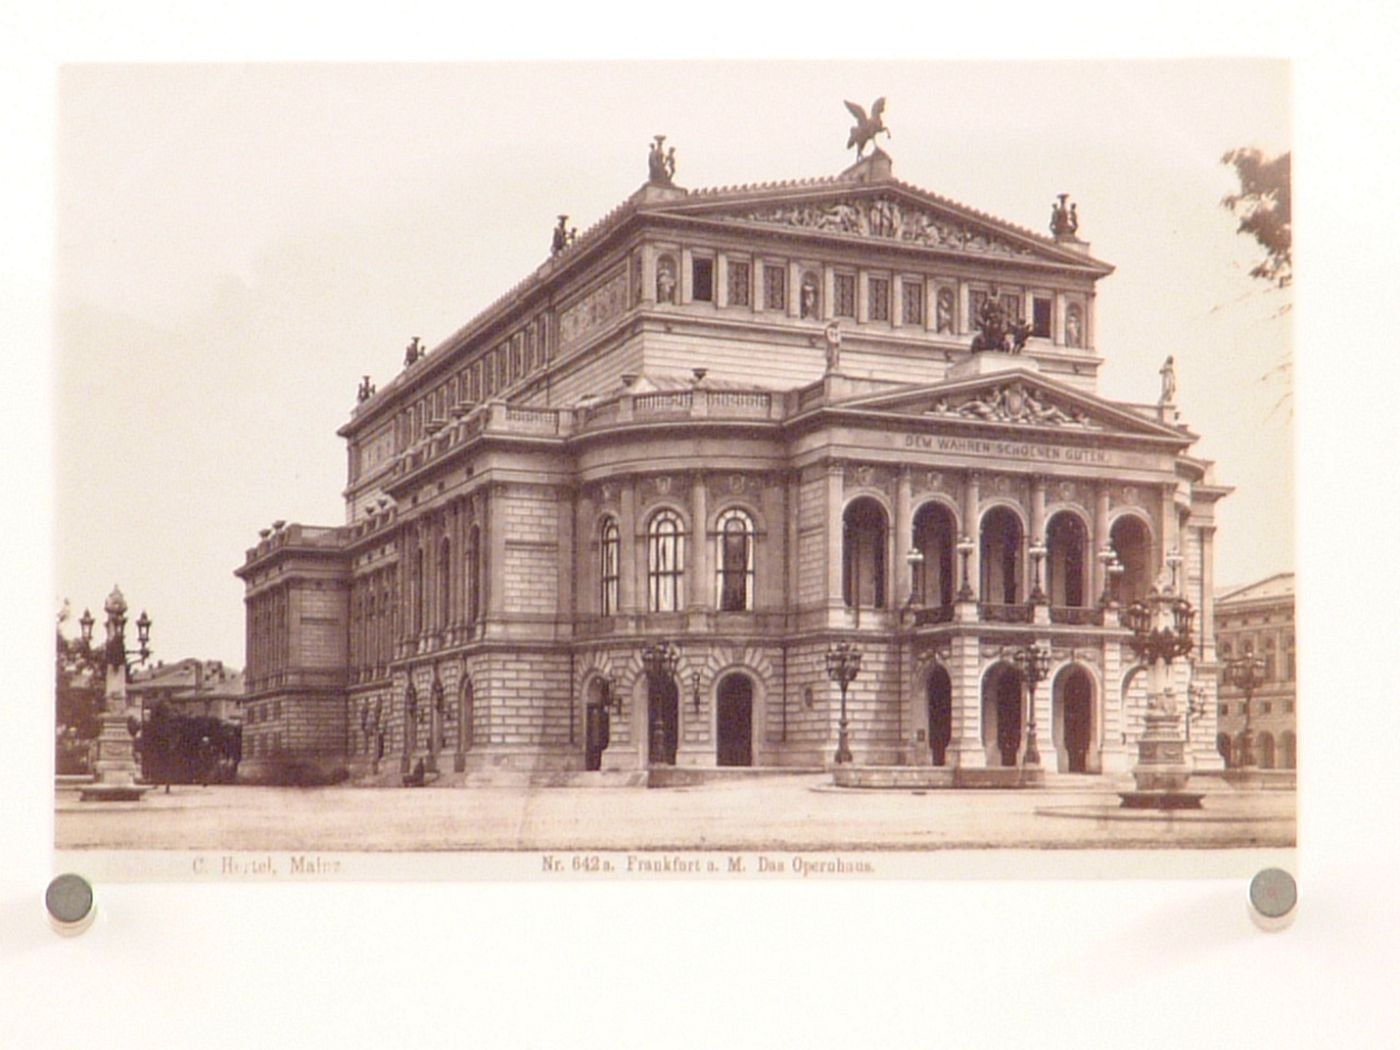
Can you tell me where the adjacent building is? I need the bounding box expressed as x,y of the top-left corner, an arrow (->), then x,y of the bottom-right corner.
236,138 -> 1229,784
127,658 -> 246,724
1214,573 -> 1296,770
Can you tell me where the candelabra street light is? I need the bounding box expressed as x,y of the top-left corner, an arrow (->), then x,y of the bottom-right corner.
1224,648 -> 1265,769
825,641 -> 862,764
641,640 -> 681,765
955,535 -> 976,602
1010,643 -> 1052,767
1119,574 -> 1202,809
76,586 -> 154,802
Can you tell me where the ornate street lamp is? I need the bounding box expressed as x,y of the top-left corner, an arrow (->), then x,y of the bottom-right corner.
1028,540 -> 1048,606
690,670 -> 703,714
825,641 -> 862,764
76,586 -> 154,802
1097,547 -> 1116,607
1119,572 -> 1202,809
955,535 -> 976,602
1224,648 -> 1266,769
1010,643 -> 1052,767
641,640 -> 681,765
902,546 -> 925,623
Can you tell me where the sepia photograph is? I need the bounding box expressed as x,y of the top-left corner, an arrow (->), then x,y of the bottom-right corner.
46,60 -> 1297,880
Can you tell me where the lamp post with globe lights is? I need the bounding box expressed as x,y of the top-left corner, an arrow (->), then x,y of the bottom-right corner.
825,641 -> 862,765
1225,648 -> 1266,770
1010,643 -> 1052,770
76,586 -> 154,802
1118,569 -> 1203,809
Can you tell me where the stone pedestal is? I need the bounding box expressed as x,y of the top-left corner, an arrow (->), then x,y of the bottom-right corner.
1118,710 -> 1203,809
79,710 -> 148,802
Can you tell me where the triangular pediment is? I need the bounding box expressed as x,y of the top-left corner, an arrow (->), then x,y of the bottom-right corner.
657,179 -> 1112,274
831,368 -> 1192,443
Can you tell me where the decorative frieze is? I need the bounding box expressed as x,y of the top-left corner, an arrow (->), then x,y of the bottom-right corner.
558,267 -> 629,350
731,196 -> 1035,258
928,382 -> 1098,429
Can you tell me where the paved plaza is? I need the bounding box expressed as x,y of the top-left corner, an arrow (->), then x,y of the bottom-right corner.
55,775 -> 1295,853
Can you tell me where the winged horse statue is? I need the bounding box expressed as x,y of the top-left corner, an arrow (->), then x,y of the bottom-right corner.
845,98 -> 891,158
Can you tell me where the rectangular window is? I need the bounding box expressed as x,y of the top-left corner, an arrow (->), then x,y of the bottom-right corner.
692,257 -> 714,302
1239,702 -> 1248,716
727,261 -> 750,306
834,273 -> 856,317
901,279 -> 924,325
763,265 -> 786,311
1262,701 -> 1273,714
1218,704 -> 1229,717
1033,296 -> 1053,338
1285,700 -> 1294,713
869,277 -> 890,322
1000,292 -> 1022,320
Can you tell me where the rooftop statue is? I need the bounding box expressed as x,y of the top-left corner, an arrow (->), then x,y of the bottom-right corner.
971,288 -> 1012,354
647,135 -> 677,186
844,98 -> 891,159
404,336 -> 424,367
551,214 -> 577,255
1050,193 -> 1081,239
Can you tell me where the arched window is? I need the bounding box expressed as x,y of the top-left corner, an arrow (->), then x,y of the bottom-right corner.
465,525 -> 481,626
980,507 -> 1023,605
647,510 -> 686,612
600,517 -> 620,615
716,508 -> 755,612
1280,730 -> 1296,770
1258,731 -> 1276,769
1217,733 -> 1232,767
1109,515 -> 1152,606
843,498 -> 888,609
912,502 -> 957,608
1046,511 -> 1088,608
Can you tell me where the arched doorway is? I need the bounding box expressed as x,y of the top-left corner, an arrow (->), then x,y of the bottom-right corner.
1109,515 -> 1153,606
584,677 -> 610,771
926,665 -> 952,766
1217,732 -> 1232,768
716,674 -> 754,767
1046,511 -> 1089,609
980,507 -> 1023,606
843,497 -> 888,609
1280,730 -> 1296,770
912,502 -> 957,610
1258,732 -> 1276,769
982,663 -> 1023,767
1053,665 -> 1094,773
647,673 -> 679,765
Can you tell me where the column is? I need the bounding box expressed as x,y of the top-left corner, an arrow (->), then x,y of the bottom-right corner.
487,486 -> 508,620
689,473 -> 709,612
963,471 -> 981,603
1030,476 -> 1048,622
826,462 -> 845,612
620,479 -> 638,615
894,467 -> 913,608
556,486 -> 574,629
1160,482 -> 1179,580
1093,483 -> 1110,602
948,632 -> 985,769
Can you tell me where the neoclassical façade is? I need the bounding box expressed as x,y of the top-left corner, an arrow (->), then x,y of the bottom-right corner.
235,141 -> 1228,784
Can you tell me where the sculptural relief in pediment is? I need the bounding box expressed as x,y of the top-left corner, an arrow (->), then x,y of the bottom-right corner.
927,382 -> 1099,430
725,195 -> 1036,258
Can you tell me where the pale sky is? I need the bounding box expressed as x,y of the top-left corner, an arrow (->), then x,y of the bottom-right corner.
53,61 -> 1291,666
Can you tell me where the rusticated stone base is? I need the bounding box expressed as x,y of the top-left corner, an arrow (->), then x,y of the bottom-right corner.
832,765 -> 1044,789
78,783 -> 149,802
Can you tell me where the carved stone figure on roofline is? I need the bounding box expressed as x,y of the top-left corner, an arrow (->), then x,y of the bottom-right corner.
647,135 -> 676,186
1050,193 -> 1081,240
